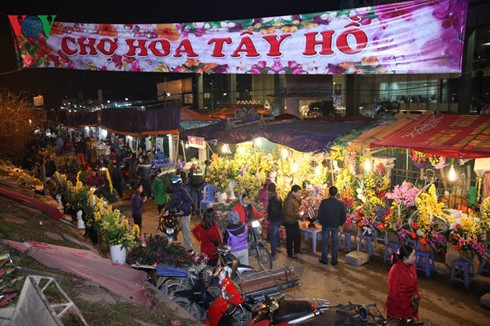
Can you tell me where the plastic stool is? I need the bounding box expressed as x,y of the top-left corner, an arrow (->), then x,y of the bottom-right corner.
415,251 -> 435,278
451,258 -> 475,288
359,235 -> 373,256
339,231 -> 356,252
384,242 -> 400,263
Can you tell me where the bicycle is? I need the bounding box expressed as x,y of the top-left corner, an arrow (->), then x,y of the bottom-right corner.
248,218 -> 273,271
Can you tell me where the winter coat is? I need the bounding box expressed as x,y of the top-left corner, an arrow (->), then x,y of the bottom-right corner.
233,201 -> 262,224
258,187 -> 269,211
318,197 -> 346,228
192,224 -> 222,260
283,192 -> 300,224
223,223 -> 249,252
131,190 -> 145,214
153,177 -> 170,206
267,193 -> 283,223
386,261 -> 420,319
189,166 -> 205,188
166,184 -> 193,215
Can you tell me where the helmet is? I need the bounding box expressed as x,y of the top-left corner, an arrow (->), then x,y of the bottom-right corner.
171,177 -> 182,184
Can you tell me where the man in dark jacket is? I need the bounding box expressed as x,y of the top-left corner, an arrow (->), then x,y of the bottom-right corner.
267,182 -> 283,259
283,184 -> 302,258
318,186 -> 346,266
165,177 -> 193,252
188,162 -> 205,214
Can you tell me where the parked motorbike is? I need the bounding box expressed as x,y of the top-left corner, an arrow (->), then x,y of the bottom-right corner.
206,271 -> 329,326
157,208 -> 182,241
248,218 -> 273,271
216,244 -> 255,279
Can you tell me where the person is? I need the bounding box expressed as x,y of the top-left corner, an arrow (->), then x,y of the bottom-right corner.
155,147 -> 165,160
188,161 -> 205,215
95,154 -> 108,170
386,243 -> 420,320
176,162 -> 187,185
267,182 -> 283,260
318,186 -> 346,266
131,185 -> 146,231
223,210 -> 249,265
136,155 -> 152,198
153,171 -> 171,214
108,159 -> 123,199
192,208 -> 222,266
165,177 -> 193,252
258,178 -> 272,212
44,156 -> 57,178
127,151 -> 138,190
86,170 -> 105,188
283,184 -> 302,258
233,193 -> 264,224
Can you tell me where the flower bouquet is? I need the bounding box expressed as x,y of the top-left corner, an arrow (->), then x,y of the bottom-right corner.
127,234 -> 194,267
411,150 -> 428,169
299,187 -> 324,227
96,206 -> 139,249
449,214 -> 489,261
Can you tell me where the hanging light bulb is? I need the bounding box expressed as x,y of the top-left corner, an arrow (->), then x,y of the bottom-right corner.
364,158 -> 372,172
221,144 -> 232,154
185,143 -> 189,149
237,146 -> 246,155
254,137 -> 262,147
448,164 -> 457,181
291,161 -> 298,173
315,165 -> 322,176
281,148 -> 289,160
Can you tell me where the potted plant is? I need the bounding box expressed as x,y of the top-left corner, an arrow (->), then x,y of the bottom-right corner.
96,206 -> 139,264
52,172 -> 68,210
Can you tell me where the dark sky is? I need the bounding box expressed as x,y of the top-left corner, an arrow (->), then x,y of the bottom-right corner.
0,0 -> 345,105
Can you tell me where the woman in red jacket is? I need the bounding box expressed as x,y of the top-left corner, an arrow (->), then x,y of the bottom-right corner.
386,243 -> 420,320
192,208 -> 222,266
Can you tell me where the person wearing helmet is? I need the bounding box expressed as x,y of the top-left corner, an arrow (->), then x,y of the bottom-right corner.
164,176 -> 194,252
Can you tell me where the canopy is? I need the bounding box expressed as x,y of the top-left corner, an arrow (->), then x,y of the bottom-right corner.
46,107 -> 182,136
181,108 -> 216,121
180,117 -> 375,153
370,114 -> 490,159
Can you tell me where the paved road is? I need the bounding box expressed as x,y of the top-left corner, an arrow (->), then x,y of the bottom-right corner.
114,194 -> 490,326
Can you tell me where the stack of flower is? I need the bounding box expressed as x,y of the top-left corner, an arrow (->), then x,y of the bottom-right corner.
449,213 -> 489,261
96,205 -> 139,249
204,154 -> 228,191
353,170 -> 389,235
299,186 -> 324,223
411,150 -> 428,169
410,184 -> 453,252
52,171 -> 69,198
128,234 -> 194,267
385,181 -> 419,234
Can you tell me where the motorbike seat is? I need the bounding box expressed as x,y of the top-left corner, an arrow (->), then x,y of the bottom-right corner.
272,300 -> 312,324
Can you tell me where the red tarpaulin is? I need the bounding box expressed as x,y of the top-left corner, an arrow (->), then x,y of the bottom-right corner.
1,240 -> 154,307
181,108 -> 216,121
370,114 -> 490,159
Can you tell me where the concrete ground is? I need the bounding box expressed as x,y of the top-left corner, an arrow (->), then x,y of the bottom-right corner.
114,192 -> 490,326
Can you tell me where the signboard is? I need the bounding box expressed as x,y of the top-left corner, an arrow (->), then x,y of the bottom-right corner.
187,136 -> 206,149
9,0 -> 468,74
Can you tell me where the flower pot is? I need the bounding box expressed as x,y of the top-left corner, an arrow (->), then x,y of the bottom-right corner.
56,194 -> 64,210
110,244 -> 127,264
76,210 -> 85,229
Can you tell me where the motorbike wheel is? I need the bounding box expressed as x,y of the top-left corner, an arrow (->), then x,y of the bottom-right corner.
173,297 -> 204,321
162,279 -> 187,298
256,243 -> 273,271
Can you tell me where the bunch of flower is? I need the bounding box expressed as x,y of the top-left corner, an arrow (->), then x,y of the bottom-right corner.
449,214 -> 489,260
480,198 -> 490,232
411,150 -> 428,168
52,171 -> 68,198
190,253 -> 210,274
299,186 -> 324,221
127,234 -> 194,267
204,154 -> 228,190
97,206 -> 139,249
428,155 -> 446,169
384,181 -> 420,233
329,145 -> 344,162
236,170 -> 266,200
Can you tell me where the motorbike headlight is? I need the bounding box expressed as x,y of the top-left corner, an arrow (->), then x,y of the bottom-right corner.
166,228 -> 175,234
251,220 -> 260,228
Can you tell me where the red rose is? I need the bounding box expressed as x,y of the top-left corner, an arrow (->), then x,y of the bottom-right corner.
410,231 -> 417,238
420,237 -> 427,244
411,222 -> 419,229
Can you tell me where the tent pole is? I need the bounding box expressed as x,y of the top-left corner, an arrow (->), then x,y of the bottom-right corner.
180,140 -> 187,162
405,148 -> 409,180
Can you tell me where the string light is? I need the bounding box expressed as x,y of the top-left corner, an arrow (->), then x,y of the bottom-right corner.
448,164 -> 457,181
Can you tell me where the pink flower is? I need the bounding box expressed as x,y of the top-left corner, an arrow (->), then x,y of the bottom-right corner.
23,55 -> 35,67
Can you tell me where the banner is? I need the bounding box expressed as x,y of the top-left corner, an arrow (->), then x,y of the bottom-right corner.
187,136 -> 206,149
9,0 -> 468,74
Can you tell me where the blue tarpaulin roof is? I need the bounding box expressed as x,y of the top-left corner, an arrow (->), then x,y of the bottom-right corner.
180,117 -> 375,153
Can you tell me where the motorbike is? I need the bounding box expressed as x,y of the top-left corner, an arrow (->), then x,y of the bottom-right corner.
206,271 -> 329,326
248,218 -> 273,271
157,208 -> 182,241
216,245 -> 255,279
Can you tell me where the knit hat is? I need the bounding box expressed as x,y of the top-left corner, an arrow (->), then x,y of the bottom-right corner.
229,211 -> 240,224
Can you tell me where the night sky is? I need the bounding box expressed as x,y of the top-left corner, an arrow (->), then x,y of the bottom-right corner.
0,0 -> 344,106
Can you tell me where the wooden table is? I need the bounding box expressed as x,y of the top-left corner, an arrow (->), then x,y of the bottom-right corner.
299,225 -> 322,254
